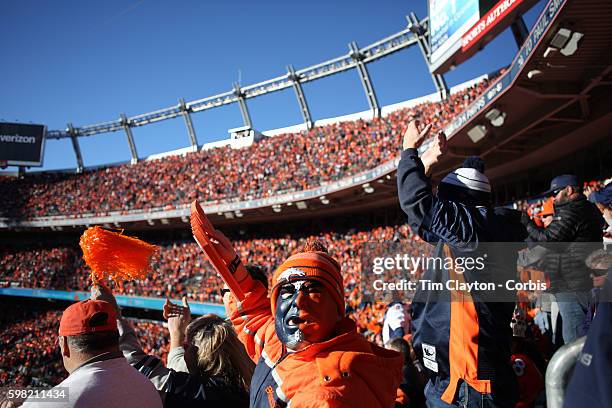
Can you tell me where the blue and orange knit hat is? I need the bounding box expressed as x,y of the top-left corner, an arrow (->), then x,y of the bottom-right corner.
270,241 -> 344,315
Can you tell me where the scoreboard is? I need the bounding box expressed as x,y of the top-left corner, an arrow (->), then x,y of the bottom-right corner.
428,0 -> 539,74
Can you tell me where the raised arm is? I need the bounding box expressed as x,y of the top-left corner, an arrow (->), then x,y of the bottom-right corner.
202,229 -> 278,363
397,121 -> 478,246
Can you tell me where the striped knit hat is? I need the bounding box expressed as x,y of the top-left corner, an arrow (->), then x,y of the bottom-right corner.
440,156 -> 491,193
270,241 -> 344,315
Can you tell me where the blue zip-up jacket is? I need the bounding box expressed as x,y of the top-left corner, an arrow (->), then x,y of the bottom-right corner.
397,148 -> 526,406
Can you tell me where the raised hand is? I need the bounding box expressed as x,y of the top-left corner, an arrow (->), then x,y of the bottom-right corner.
163,297 -> 190,319
90,282 -> 120,316
421,131 -> 448,176
402,120 -> 433,150
166,296 -> 192,349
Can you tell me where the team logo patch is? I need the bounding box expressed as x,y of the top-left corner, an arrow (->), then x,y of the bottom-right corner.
422,343 -> 438,373
277,267 -> 306,283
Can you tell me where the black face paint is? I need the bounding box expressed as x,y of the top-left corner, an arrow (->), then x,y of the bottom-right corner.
275,279 -> 310,351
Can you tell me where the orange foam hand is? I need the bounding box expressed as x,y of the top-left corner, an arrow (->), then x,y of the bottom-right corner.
79,226 -> 158,284
190,200 -> 246,301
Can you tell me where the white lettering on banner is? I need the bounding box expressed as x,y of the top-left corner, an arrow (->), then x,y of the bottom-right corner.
486,82 -> 503,101
0,134 -> 36,144
462,0 -> 521,51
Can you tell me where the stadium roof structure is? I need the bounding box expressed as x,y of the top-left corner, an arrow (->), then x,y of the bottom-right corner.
2,0 -> 610,232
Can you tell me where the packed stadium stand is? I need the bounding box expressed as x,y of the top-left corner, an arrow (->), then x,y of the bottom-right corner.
0,79 -> 490,219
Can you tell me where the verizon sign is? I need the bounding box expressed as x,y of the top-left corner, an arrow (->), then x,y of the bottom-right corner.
0,122 -> 46,167
462,0 -> 524,52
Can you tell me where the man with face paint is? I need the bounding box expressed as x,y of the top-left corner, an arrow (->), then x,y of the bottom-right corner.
207,235 -> 403,408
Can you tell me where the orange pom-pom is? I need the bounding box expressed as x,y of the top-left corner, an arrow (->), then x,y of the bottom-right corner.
79,226 -> 158,285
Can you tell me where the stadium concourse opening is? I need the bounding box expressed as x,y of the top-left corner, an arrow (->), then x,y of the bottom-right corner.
2,0 -> 612,407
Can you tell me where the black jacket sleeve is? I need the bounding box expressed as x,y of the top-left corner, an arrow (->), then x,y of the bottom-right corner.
523,211 -> 575,242
397,149 -> 478,247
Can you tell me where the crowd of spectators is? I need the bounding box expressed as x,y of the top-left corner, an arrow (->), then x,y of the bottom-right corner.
1,180 -> 608,397
0,79 -> 492,219
0,224 -> 419,301
0,221 -> 425,348
0,304 -> 169,387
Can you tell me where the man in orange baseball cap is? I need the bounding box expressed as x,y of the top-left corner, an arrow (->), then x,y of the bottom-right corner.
22,299 -> 161,408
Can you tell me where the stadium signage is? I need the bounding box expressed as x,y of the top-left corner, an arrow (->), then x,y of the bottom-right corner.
429,0 -> 539,74
0,287 -> 226,316
445,0 -> 567,136
461,0 -> 524,53
0,122 -> 46,167
429,0 -> 480,72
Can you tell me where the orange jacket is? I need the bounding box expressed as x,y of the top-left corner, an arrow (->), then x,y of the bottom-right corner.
227,274 -> 403,407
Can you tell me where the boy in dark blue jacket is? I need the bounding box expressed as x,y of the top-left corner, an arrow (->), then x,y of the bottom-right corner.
397,121 -> 526,408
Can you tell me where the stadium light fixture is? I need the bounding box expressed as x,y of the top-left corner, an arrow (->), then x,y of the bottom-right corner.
362,183 -> 374,194
543,47 -> 556,58
161,218 -> 169,225
181,216 -> 189,223
296,201 -> 308,210
224,212 -> 235,219
467,125 -> 488,144
320,196 -> 330,205
286,202 -> 293,206
527,69 -> 543,79
544,28 -> 583,58
485,108 -> 506,128
235,210 -> 243,218
550,28 -> 572,49
272,204 -> 282,213
560,32 -> 584,56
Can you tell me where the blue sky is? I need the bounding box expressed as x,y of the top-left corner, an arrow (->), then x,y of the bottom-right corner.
0,0 -> 545,172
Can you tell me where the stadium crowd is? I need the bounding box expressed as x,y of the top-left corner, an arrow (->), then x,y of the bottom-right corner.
0,175 -> 608,406
0,222 -> 422,347
1,80 -> 610,406
1,178 -> 609,355
0,78 -> 492,219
